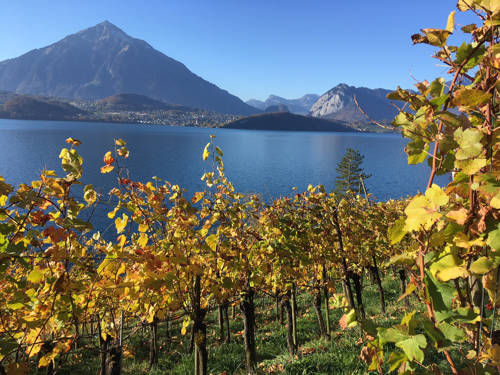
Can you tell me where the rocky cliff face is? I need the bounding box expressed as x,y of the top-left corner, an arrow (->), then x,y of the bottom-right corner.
309,84 -> 397,123
0,21 -> 258,115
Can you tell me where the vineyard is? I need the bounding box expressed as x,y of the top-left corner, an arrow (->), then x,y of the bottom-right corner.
1,1 -> 500,374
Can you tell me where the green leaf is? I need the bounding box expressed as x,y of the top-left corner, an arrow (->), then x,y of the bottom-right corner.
378,327 -> 408,344
438,322 -> 465,342
455,158 -> 487,175
361,319 -> 378,336
425,271 -> 454,321
387,351 -> 408,372
455,42 -> 485,71
401,311 -> 418,333
454,128 -> 483,160
421,319 -> 447,347
461,24 -> 476,33
387,252 -> 417,266
470,257 -> 497,275
429,78 -> 445,98
405,139 -> 429,165
452,88 -> 491,108
205,234 -> 218,251
7,302 -> 24,310
429,246 -> 466,282
393,112 -> 412,127
388,217 -> 408,244
487,225 -> 500,251
437,111 -> 462,128
419,28 -> 451,47
395,334 -> 427,363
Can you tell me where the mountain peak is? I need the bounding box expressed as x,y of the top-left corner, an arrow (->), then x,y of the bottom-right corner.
0,22 -> 258,115
76,20 -> 133,43
332,83 -> 351,91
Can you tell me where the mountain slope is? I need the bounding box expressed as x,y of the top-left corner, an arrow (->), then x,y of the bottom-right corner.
0,94 -> 87,120
223,112 -> 353,132
0,21 -> 258,115
96,93 -> 191,112
246,94 -> 319,115
310,84 -> 397,122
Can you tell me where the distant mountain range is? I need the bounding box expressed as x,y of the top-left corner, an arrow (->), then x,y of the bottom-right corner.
223,112 -> 352,132
309,84 -> 398,123
264,104 -> 289,113
247,85 -> 398,127
0,21 -> 258,116
246,94 -> 319,115
0,20 -> 400,131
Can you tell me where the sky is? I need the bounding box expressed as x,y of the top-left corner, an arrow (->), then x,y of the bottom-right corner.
0,1 -> 476,101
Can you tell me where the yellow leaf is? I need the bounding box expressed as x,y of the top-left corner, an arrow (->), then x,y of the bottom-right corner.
107,206 -> 120,219
27,267 -> 44,284
116,262 -> 126,277
38,351 -> 57,368
488,344 -> 500,365
138,232 -> 148,248
425,184 -> 449,207
491,192 -> 500,209
28,343 -> 43,357
202,143 -> 210,161
118,235 -> 127,248
115,214 -> 129,234
437,266 -> 469,281
404,185 -> 449,232
446,10 -> 455,32
454,232 -> 484,248
446,208 -> 468,225
100,164 -> 114,174
138,223 -> 148,232
117,147 -> 129,158
181,319 -> 190,335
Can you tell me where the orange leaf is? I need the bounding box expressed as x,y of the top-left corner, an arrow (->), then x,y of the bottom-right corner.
104,151 -> 115,165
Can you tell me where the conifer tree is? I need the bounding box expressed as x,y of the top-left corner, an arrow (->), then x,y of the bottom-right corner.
335,148 -> 370,195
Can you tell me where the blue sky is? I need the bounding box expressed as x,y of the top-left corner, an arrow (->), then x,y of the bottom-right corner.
0,1 -> 475,101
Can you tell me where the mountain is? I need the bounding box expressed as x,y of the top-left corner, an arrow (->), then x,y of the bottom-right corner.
246,99 -> 266,110
264,104 -> 289,113
310,84 -> 397,123
222,112 -> 353,132
0,94 -> 88,120
246,94 -> 319,115
96,93 -> 191,112
0,21 -> 258,116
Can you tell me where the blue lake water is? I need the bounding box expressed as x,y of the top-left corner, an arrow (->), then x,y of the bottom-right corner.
0,119 -> 445,203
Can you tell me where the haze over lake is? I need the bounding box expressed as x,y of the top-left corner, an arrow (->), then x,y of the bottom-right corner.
0,119 -> 445,202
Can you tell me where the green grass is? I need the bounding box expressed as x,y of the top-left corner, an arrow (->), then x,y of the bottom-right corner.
56,276 -> 414,375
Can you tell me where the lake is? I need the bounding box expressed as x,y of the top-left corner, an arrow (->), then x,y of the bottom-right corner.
0,119 -> 444,203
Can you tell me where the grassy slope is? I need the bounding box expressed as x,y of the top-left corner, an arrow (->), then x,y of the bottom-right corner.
58,277 -> 418,375
57,277 -> 436,375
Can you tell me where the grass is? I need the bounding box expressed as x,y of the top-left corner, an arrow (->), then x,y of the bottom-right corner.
56,276 -> 415,375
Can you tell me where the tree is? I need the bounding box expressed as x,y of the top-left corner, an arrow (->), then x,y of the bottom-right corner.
334,148 -> 370,195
